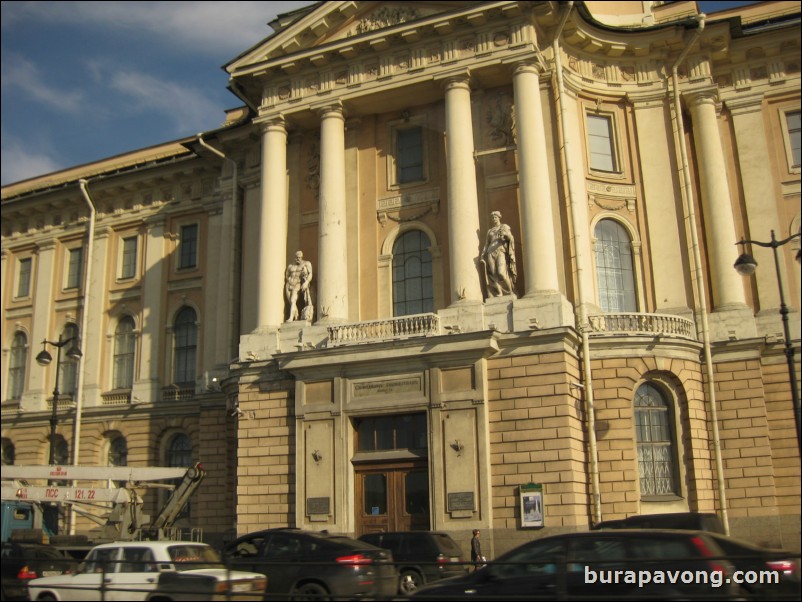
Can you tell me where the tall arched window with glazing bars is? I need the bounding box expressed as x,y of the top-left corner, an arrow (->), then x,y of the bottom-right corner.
634,383 -> 678,497
113,316 -> 136,390
173,307 -> 197,386
392,230 -> 433,316
8,332 -> 27,400
594,219 -> 636,312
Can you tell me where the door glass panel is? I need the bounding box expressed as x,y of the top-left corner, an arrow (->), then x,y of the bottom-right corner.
364,474 -> 387,515
404,470 -> 429,515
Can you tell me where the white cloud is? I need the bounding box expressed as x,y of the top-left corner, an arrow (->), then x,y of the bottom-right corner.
2,1 -> 316,57
108,69 -> 224,133
0,53 -> 86,114
0,137 -> 64,185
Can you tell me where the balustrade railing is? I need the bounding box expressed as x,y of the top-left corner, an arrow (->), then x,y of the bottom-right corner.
161,386 -> 195,401
588,313 -> 695,338
328,313 -> 440,346
101,390 -> 132,405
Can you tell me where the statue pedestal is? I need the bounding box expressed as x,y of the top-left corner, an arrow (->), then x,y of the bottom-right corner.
512,292 -> 575,332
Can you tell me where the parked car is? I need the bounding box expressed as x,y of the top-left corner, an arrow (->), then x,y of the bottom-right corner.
26,540 -> 266,601
705,532 -> 800,600
411,529 -> 742,600
594,512 -> 726,534
357,531 -> 466,594
1,541 -> 77,601
222,528 -> 398,600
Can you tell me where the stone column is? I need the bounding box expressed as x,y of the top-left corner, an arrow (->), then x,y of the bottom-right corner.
317,103 -> 348,322
630,91 -> 690,314
513,62 -> 559,295
727,94 -> 785,312
26,241 -> 56,410
686,90 -> 746,309
137,216 -> 166,403
257,117 -> 289,329
444,75 -> 483,304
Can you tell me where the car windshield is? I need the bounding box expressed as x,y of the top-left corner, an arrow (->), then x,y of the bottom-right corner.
168,545 -> 222,571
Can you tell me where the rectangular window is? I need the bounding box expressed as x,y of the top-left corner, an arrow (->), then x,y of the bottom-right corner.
786,110 -> 800,168
66,247 -> 83,290
587,114 -> 617,172
179,224 -> 198,270
120,236 -> 138,279
17,258 -> 32,298
396,127 -> 424,184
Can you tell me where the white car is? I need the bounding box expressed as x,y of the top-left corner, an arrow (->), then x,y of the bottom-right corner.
27,540 -> 266,601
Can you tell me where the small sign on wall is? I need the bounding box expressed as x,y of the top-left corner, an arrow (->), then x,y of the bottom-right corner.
520,483 -> 543,528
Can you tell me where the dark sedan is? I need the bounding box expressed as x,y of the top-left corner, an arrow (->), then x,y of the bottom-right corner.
222,528 -> 398,600
706,532 -> 800,600
411,529 -> 743,600
1,541 -> 77,601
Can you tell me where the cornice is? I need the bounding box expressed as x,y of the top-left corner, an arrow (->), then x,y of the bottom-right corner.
244,7 -> 538,121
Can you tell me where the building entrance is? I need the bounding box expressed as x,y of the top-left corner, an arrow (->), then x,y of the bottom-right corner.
355,460 -> 429,535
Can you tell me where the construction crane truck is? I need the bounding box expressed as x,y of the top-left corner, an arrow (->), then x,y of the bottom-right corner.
1,463 -> 206,551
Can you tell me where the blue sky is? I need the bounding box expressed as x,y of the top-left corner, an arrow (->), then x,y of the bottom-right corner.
1,1 -> 761,186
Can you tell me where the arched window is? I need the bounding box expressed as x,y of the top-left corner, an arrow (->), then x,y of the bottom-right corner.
167,433 -> 193,468
1,438 -> 15,465
51,435 -> 70,466
8,332 -> 27,400
173,308 -> 197,385
594,219 -> 636,312
59,324 -> 80,397
108,435 -> 128,467
166,433 -> 193,518
392,230 -> 433,316
113,317 -> 136,390
635,383 -> 678,497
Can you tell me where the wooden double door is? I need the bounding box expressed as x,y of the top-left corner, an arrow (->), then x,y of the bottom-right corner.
355,460 -> 430,535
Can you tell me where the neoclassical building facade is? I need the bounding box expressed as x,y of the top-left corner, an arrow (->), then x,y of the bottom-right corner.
2,1 -> 800,553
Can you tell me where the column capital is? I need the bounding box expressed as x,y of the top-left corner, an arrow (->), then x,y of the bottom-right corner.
512,60 -> 546,77
441,73 -> 472,92
259,114 -> 287,134
314,101 -> 345,119
684,87 -> 719,110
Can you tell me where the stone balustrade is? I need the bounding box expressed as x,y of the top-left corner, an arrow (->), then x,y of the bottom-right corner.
328,313 -> 440,346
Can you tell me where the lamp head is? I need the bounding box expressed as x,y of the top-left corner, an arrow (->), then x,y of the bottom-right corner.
734,253 -> 758,276
65,342 -> 82,361
36,349 -> 53,366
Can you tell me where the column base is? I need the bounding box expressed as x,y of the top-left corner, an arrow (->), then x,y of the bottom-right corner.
513,292 -> 576,332
484,295 -> 514,332
240,328 -> 280,361
755,307 -> 800,343
439,300 -> 486,334
708,304 -> 757,342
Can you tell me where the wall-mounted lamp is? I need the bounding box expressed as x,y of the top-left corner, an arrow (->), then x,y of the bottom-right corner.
450,440 -> 464,455
311,450 -> 323,463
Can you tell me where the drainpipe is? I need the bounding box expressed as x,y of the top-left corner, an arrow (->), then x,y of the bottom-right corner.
669,15 -> 729,534
197,135 -> 240,363
69,178 -> 96,534
552,2 -> 602,524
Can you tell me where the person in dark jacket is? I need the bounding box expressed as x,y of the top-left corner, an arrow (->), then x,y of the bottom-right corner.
470,529 -> 484,568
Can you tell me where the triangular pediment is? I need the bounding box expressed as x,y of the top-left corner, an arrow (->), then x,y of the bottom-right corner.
225,1 -> 478,75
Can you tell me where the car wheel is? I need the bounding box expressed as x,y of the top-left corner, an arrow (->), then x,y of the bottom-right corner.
37,595 -> 58,601
399,569 -> 424,594
291,581 -> 330,601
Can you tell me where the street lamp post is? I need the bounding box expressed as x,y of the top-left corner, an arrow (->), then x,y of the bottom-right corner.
36,335 -> 83,466
35,334 -> 82,535
734,230 -> 801,455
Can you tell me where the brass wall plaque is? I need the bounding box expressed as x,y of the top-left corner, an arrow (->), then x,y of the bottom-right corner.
306,497 -> 330,515
447,491 -> 475,511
